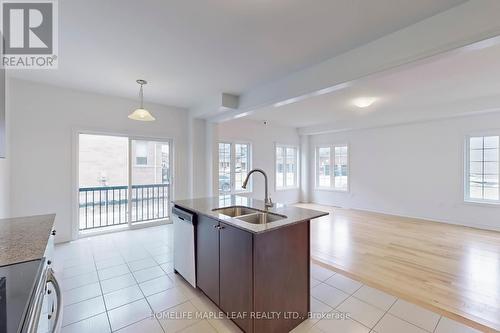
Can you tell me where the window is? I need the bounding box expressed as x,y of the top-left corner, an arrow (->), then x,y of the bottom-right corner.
234,143 -> 250,190
316,145 -> 349,191
276,145 -> 298,189
135,141 -> 148,166
465,135 -> 499,203
218,142 -> 251,194
318,147 -> 331,188
334,146 -> 348,189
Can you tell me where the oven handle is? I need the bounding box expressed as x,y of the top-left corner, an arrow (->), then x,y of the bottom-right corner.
47,268 -> 63,333
26,284 -> 45,333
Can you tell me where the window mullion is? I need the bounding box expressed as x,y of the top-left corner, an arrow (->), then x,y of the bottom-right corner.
294,147 -> 298,188
482,137 -> 485,199
280,147 -> 285,188
331,146 -> 334,189
231,143 -> 235,193
315,147 -> 319,188
465,138 -> 469,200
276,146 -> 279,189
282,147 -> 290,188
246,144 -> 251,191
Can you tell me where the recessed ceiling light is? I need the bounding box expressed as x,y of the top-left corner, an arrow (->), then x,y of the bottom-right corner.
352,97 -> 377,108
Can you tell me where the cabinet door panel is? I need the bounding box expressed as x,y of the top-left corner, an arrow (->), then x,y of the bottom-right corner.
196,215 -> 220,304
219,223 -> 253,333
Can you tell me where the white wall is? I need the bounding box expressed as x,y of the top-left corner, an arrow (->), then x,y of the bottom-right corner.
310,112 -> 500,231
216,119 -> 301,204
9,79 -> 190,242
191,118 -> 208,198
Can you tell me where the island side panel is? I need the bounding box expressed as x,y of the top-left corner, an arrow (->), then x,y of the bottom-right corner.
253,220 -> 310,333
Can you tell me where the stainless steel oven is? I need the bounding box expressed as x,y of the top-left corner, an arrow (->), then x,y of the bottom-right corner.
0,258 -> 62,333
25,228 -> 62,333
22,261 -> 63,333
0,227 -> 63,333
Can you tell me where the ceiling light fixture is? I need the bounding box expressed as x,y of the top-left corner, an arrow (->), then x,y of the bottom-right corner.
352,97 -> 377,108
128,79 -> 156,121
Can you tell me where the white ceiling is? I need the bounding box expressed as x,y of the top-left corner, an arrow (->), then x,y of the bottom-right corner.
10,0 -> 465,108
248,37 -> 500,132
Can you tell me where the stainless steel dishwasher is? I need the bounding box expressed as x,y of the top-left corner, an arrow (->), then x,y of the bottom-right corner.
172,206 -> 196,288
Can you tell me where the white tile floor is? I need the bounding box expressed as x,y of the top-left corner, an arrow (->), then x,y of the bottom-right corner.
54,225 -> 482,333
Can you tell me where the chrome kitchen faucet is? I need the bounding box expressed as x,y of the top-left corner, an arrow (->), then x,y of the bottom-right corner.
242,168 -> 274,210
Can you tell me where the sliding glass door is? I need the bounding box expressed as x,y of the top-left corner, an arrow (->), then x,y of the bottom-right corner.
78,133 -> 172,233
130,139 -> 171,226
79,134 -> 129,231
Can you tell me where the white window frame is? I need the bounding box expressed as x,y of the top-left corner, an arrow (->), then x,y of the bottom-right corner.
73,129 -> 174,240
464,133 -> 500,205
315,144 -> 349,192
275,143 -> 299,191
217,141 -> 252,194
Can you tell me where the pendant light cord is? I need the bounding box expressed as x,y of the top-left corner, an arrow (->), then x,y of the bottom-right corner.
139,84 -> 144,109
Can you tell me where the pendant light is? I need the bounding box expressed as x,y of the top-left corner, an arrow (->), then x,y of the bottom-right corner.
128,79 -> 156,121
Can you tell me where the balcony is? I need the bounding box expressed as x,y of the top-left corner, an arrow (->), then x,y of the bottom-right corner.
79,184 -> 170,231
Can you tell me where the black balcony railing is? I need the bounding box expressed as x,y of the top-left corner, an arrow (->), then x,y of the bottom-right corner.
79,184 -> 170,231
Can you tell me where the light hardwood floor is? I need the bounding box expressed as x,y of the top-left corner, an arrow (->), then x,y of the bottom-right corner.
297,203 -> 500,333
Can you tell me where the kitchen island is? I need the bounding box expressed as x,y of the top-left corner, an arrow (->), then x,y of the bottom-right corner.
173,195 -> 328,333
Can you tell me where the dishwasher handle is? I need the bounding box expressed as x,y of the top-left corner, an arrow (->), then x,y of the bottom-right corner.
172,206 -> 194,223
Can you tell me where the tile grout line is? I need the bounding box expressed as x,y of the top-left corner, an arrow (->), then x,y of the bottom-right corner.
61,272 -> 99,292
382,299 -> 437,333
92,250 -> 113,332
334,296 -> 377,331
93,239 -> 158,331
175,298 -> 213,333
311,282 -> 373,332
312,270 -> 386,331
97,266 -> 131,282
121,248 -> 168,333
307,305 -> 341,333
370,296 -> 399,332
58,256 -> 110,329
60,296 -> 107,328
337,292 -> 389,330
433,316 -> 442,333
97,241 -> 162,332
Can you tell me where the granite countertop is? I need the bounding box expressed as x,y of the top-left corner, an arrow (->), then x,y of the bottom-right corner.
0,214 -> 56,267
173,195 -> 328,234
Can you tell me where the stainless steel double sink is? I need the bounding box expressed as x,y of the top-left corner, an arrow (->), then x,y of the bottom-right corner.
212,206 -> 287,224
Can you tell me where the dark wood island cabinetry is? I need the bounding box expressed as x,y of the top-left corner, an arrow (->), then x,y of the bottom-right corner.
173,196 -> 328,333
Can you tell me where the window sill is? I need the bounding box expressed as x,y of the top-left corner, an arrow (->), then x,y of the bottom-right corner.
275,187 -> 300,192
314,187 -> 349,193
463,200 -> 500,207
233,190 -> 252,195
